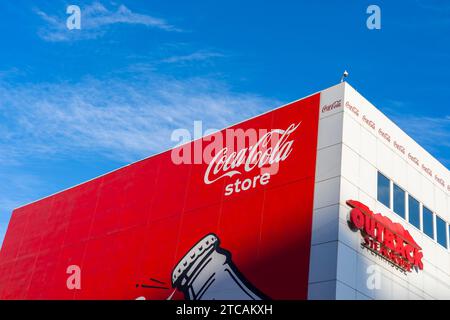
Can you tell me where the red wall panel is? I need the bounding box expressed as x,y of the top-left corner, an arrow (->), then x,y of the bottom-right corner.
0,93 -> 321,300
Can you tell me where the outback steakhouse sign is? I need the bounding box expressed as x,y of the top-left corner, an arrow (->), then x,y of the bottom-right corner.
347,200 -> 423,273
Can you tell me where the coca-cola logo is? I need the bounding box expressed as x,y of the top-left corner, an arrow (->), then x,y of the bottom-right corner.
362,115 -> 375,130
378,128 -> 391,143
204,122 -> 301,196
345,101 -> 359,116
393,141 -> 405,155
434,175 -> 445,188
421,164 -> 432,177
321,100 -> 342,113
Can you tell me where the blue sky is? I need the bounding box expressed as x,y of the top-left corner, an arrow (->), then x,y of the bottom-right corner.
0,0 -> 449,245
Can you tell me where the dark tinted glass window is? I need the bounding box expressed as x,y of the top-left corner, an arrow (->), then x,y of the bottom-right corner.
423,206 -> 434,239
377,172 -> 390,208
393,184 -> 405,218
436,216 -> 447,248
408,195 -> 420,229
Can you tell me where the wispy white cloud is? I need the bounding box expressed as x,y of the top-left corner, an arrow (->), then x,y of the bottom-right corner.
0,73 -> 277,164
415,0 -> 450,27
416,0 -> 450,12
0,173 -> 43,247
161,51 -> 225,64
0,70 -> 277,245
0,224 -> 6,248
391,114 -> 450,168
36,1 -> 181,42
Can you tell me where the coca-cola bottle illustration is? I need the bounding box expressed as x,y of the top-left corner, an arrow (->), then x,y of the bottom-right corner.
171,233 -> 268,300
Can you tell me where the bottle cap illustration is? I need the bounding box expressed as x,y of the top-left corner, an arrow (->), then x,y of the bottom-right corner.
171,233 -> 268,300
172,233 -> 219,287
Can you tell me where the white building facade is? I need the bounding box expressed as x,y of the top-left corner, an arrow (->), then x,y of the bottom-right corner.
308,82 -> 450,300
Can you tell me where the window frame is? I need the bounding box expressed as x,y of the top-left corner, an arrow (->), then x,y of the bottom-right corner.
377,171 -> 391,210
393,183 -> 406,219
422,205 -> 435,240
407,194 -> 421,231
436,215 -> 448,249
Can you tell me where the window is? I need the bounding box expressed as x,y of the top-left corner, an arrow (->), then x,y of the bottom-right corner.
377,172 -> 390,209
436,216 -> 447,248
375,172 -> 449,247
408,195 -> 420,229
393,184 -> 405,218
423,206 -> 434,239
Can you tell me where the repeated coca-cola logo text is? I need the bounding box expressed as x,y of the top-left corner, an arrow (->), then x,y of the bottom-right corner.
345,101 -> 449,194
